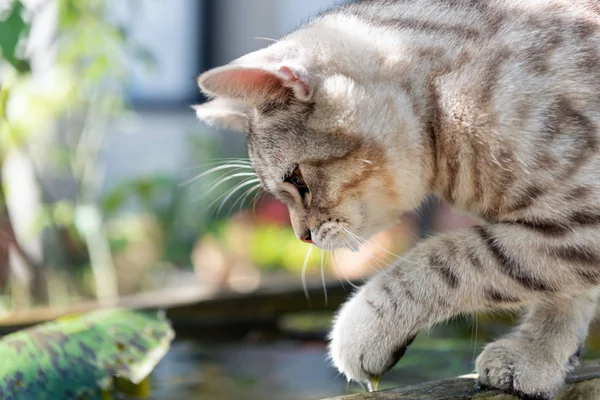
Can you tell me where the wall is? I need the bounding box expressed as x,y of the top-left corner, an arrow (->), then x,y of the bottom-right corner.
102,0 -> 348,192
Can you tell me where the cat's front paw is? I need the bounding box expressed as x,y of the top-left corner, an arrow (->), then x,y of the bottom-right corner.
476,338 -> 568,400
328,282 -> 418,384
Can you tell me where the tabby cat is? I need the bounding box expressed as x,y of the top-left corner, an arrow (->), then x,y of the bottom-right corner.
193,0 -> 600,398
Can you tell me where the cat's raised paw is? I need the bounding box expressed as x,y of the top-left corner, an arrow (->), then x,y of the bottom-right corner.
328,283 -> 419,384
476,338 -> 566,400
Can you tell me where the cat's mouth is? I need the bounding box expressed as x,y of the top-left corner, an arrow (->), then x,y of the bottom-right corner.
311,220 -> 361,251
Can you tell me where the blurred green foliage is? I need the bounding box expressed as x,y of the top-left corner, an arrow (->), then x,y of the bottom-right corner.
0,1 -> 30,73
250,223 -> 320,272
102,174 -> 191,264
0,0 -> 321,303
100,133 -> 241,267
0,0 -> 154,301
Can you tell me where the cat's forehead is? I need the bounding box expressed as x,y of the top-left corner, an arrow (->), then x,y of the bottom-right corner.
247,126 -> 324,168
247,99 -> 360,164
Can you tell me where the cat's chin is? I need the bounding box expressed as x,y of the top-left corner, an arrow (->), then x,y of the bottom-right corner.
311,227 -> 375,252
309,232 -> 354,251
311,240 -> 360,252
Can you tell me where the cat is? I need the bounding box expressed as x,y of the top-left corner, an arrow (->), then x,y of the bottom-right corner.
193,0 -> 600,398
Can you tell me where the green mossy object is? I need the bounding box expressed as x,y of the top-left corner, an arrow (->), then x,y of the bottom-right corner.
0,309 -> 174,399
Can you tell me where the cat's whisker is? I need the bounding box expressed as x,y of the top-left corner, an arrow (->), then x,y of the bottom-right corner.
241,185 -> 262,211
339,228 -> 383,279
215,178 -> 261,216
341,227 -> 407,277
333,241 -> 360,289
357,249 -> 388,276
196,159 -> 252,169
205,157 -> 251,162
229,183 -> 261,214
328,244 -> 348,291
471,312 -> 479,364
369,253 -> 400,274
181,163 -> 254,186
346,228 -> 404,260
320,248 -> 328,306
342,238 -> 369,284
362,244 -> 413,275
201,171 -> 257,198
301,245 -> 314,306
341,227 -> 369,257
255,36 -> 278,42
191,170 -> 253,204
203,177 -> 257,213
252,190 -> 266,216
186,158 -> 252,171
182,164 -> 220,172
340,226 -> 365,248
343,227 -> 422,271
341,228 -> 382,269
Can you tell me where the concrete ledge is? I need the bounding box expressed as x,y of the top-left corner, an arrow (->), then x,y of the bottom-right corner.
323,361 -> 600,400
0,280 -> 353,334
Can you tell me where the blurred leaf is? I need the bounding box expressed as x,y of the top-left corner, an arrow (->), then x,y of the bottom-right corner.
281,239 -> 320,272
250,224 -> 287,269
134,181 -> 155,205
101,189 -> 127,215
52,200 -> 75,226
0,309 -> 174,399
108,236 -> 129,254
101,176 -> 176,216
83,55 -> 111,82
57,0 -> 78,27
0,1 -> 31,73
32,204 -> 54,233
3,67 -> 78,145
0,80 -> 10,158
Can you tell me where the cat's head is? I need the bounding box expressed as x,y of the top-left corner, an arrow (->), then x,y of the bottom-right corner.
194,38 -> 428,249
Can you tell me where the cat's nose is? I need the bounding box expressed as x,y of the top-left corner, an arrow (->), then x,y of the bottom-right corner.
300,230 -> 312,244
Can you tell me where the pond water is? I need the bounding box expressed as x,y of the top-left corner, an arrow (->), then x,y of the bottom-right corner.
127,307 -> 600,400
142,313 -> 553,400
149,339 -> 345,399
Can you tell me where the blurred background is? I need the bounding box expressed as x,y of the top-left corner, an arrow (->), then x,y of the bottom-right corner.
1,1 -> 597,400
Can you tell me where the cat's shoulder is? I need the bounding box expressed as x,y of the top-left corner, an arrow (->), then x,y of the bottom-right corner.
319,0 -> 599,20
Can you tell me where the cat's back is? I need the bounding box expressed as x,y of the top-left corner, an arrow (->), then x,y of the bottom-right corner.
331,0 -> 599,34
315,0 -> 600,212
318,0 -> 600,128
315,0 -> 600,99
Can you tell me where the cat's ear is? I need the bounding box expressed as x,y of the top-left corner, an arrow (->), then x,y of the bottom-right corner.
192,97 -> 249,132
197,64 -> 312,104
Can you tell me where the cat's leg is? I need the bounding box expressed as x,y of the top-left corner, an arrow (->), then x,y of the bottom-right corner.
329,223 -> 600,397
476,290 -> 598,399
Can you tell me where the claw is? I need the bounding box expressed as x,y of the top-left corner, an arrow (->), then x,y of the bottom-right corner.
366,376 -> 380,392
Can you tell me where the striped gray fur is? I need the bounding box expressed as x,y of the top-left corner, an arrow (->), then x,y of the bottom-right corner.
194,0 -> 600,398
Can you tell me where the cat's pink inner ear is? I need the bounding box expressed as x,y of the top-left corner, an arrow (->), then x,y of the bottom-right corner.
198,65 -> 312,103
277,66 -> 312,100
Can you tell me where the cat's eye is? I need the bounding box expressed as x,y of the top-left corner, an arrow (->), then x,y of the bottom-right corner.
289,167 -> 307,188
285,166 -> 309,195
